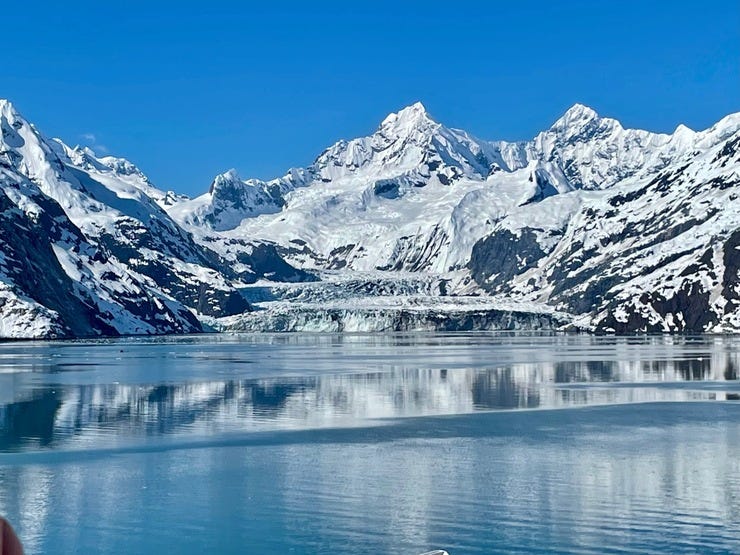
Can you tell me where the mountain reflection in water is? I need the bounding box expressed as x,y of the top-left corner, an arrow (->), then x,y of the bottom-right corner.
1,334 -> 739,453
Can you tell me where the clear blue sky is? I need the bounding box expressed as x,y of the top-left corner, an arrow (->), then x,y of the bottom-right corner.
3,0 -> 739,196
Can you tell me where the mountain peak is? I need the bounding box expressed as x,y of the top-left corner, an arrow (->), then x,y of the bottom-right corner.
0,99 -> 32,151
209,169 -> 242,194
379,101 -> 435,134
219,168 -> 241,181
0,99 -> 22,121
555,103 -> 600,127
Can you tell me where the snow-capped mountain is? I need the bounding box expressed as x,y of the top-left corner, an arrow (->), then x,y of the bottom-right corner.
2,97 -> 739,337
169,168 -> 293,231
0,99 -> 311,338
174,102 -> 737,274
470,115 -> 740,332
169,101 -> 740,333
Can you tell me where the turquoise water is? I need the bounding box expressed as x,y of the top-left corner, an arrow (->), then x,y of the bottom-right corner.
1,334 -> 740,554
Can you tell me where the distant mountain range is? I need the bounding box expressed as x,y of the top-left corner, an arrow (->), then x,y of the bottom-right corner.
1,99 -> 738,337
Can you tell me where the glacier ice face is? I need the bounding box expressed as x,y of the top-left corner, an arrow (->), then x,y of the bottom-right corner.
221,274 -> 570,333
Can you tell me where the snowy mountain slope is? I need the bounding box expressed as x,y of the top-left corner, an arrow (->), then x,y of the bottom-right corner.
168,168 -> 310,231
169,101 -> 740,333
0,158 -> 201,337
170,103 -> 568,275
1,99 -> 304,337
0,99 -> 261,327
470,121 -> 740,332
168,102 -> 507,239
525,103 -> 740,191
170,104 -> 736,265
171,103 -> 736,276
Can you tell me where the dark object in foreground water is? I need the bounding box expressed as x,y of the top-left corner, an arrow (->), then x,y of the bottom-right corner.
0,518 -> 23,555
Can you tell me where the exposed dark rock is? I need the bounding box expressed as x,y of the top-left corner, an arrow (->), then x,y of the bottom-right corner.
0,183 -> 201,337
373,179 -> 401,199
237,243 -> 316,283
722,230 -> 740,311
469,229 -> 546,291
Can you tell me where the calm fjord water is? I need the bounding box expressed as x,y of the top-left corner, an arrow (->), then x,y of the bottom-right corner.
0,333 -> 739,554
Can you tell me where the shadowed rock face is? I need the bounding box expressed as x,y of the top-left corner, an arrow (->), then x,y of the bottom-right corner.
722,230 -> 740,310
469,229 -> 546,291
237,243 -> 316,284
0,179 -> 203,338
0,187 -> 109,337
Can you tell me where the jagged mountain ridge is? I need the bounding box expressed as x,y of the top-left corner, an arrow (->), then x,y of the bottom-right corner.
168,101 -> 740,332
470,125 -> 740,332
170,102 -> 738,272
0,99 -> 312,338
1,98 -> 739,336
173,102 -> 735,236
